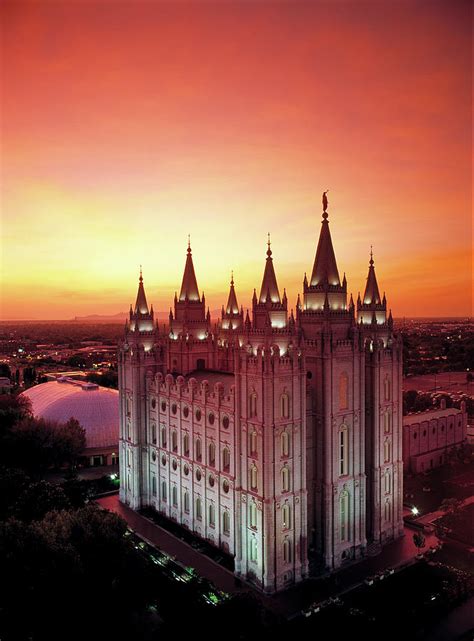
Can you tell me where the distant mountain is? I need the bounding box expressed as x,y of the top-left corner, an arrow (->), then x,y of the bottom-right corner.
72,310 -> 222,322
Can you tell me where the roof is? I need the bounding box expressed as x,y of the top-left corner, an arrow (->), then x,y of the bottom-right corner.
403,406 -> 463,425
225,277 -> 239,314
310,214 -> 340,287
363,254 -> 381,305
21,378 -> 118,450
134,271 -> 150,314
179,244 -> 200,302
259,242 -> 280,303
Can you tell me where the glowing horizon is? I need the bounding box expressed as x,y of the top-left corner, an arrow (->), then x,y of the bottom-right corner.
1,0 -> 472,320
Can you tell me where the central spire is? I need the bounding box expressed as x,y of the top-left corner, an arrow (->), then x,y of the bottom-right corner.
259,233 -> 281,303
134,265 -> 150,314
310,194 -> 341,287
179,236 -> 200,302
226,270 -> 239,314
363,247 -> 381,305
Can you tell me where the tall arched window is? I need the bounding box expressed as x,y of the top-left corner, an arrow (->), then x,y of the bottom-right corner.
183,490 -> 190,513
151,475 -> 157,496
384,499 -> 391,522
280,393 -> 290,419
384,412 -> 391,434
249,392 -> 258,418
209,503 -> 215,527
250,537 -> 258,562
281,430 -> 290,457
223,510 -> 230,534
340,490 -> 349,542
161,481 -> 167,502
281,466 -> 290,492
172,429 -> 177,452
195,437 -> 202,461
283,539 -> 291,563
249,502 -> 257,528
282,503 -> 291,529
384,439 -> 391,463
183,432 -> 190,456
172,485 -> 178,507
196,497 -> 202,520
250,465 -> 258,491
161,426 -> 167,448
384,376 -> 391,401
151,423 -> 157,445
339,425 -> 349,476
249,429 -> 257,456
339,372 -> 349,410
222,447 -> 230,472
208,441 -> 216,467
384,469 -> 391,494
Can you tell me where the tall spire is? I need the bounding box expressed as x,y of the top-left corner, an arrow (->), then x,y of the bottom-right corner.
363,246 -> 381,305
259,233 -> 281,303
310,194 -> 341,287
225,271 -> 239,314
134,265 -> 149,314
179,237 -> 200,302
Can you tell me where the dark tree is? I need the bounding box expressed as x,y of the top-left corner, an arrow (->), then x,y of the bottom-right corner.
15,480 -> 71,521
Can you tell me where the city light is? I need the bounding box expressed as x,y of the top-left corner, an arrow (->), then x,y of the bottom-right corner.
411,507 -> 419,516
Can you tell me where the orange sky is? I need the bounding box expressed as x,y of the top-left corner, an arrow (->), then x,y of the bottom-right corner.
1,0 -> 472,320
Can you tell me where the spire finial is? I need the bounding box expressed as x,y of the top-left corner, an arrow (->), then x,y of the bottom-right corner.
139,265 -> 143,282
322,190 -> 329,220
370,245 -> 374,266
231,270 -> 234,286
267,232 -> 272,257
187,234 -> 191,254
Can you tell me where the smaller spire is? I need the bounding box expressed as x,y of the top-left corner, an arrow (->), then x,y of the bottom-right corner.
363,247 -> 381,305
267,232 -> 272,257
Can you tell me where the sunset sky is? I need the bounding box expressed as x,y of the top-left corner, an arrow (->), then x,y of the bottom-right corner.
1,0 -> 472,320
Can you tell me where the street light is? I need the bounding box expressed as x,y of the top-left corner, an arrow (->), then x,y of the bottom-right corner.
411,506 -> 419,516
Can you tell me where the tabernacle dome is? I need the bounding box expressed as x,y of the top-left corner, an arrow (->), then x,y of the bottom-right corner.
22,377 -> 119,467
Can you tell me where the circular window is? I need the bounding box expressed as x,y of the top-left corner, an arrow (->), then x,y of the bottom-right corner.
195,468 -> 202,482
161,454 -> 166,466
183,406 -> 189,418
172,459 -> 178,471
307,371 -> 313,379
172,403 -> 177,415
151,398 -> 156,409
161,401 -> 167,412
152,451 -> 156,462
209,474 -> 215,488
222,416 -> 229,430
196,408 -> 202,421
223,480 -> 230,494
183,464 -> 189,476
208,412 -> 215,425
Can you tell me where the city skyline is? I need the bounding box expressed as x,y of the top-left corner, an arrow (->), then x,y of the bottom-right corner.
1,0 -> 472,320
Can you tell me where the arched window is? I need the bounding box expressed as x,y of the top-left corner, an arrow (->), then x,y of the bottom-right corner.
172,485 -> 178,507
282,503 -> 291,529
249,392 -> 258,418
223,510 -> 230,534
172,429 -> 177,452
339,425 -> 349,476
384,412 -> 391,434
151,475 -> 157,496
250,465 -> 258,491
222,447 -> 230,472
281,466 -> 290,492
183,432 -> 190,457
384,439 -> 391,463
281,430 -> 290,457
339,372 -> 349,410
384,469 -> 391,494
183,490 -> 190,513
208,441 -> 216,467
384,376 -> 391,401
151,423 -> 157,445
160,426 -> 167,448
195,437 -> 202,461
384,499 -> 391,522
249,429 -> 257,456
249,502 -> 257,529
340,490 -> 349,542
250,537 -> 258,562
126,396 -> 131,417
196,497 -> 202,520
161,481 -> 167,502
209,503 -> 215,527
283,539 -> 291,563
280,393 -> 290,419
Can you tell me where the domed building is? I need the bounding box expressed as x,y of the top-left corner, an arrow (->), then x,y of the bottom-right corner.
22,377 -> 119,467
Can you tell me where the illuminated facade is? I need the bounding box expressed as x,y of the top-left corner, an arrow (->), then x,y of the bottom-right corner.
119,197 -> 404,593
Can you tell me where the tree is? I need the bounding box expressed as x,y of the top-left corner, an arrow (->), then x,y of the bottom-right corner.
413,532 -> 426,554
0,466 -> 30,521
0,363 -> 11,378
15,480 -> 71,521
54,417 -> 87,468
440,497 -> 463,528
0,393 -> 32,434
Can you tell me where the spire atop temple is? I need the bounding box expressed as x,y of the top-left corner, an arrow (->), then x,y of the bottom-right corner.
363,247 -> 381,305
225,271 -> 239,314
259,234 -> 281,303
134,266 -> 150,314
310,194 -> 341,287
179,237 -> 200,302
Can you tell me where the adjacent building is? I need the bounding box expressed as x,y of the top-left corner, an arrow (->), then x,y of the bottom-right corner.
119,195 -> 404,593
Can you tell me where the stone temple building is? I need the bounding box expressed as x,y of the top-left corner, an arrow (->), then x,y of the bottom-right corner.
119,195 -> 404,593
